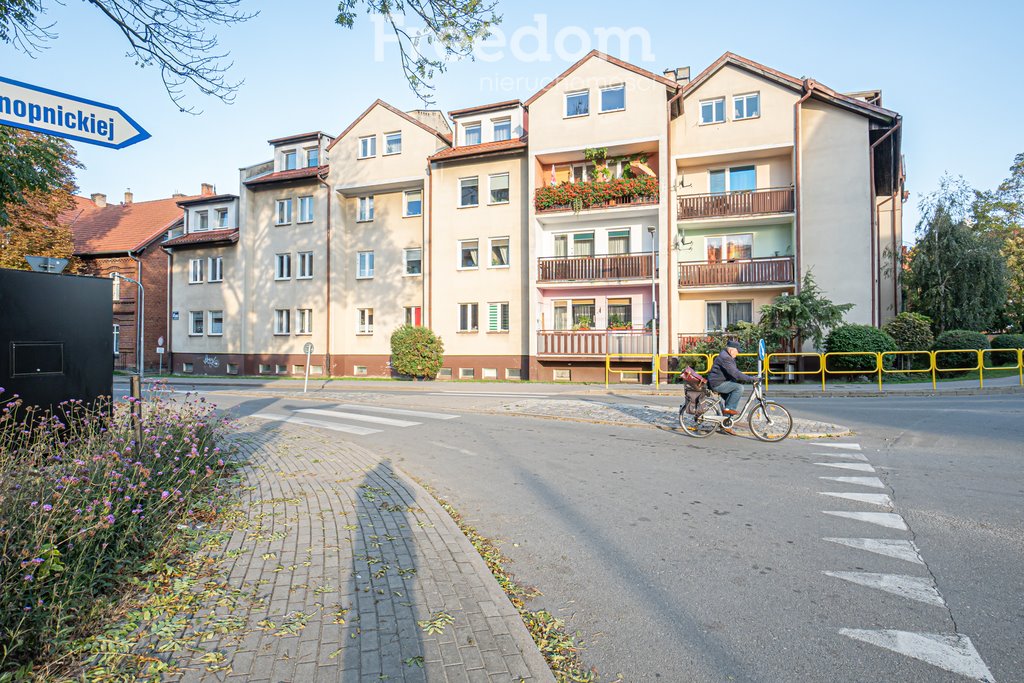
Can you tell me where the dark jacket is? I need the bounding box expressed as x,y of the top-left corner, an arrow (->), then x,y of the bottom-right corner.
707,349 -> 754,388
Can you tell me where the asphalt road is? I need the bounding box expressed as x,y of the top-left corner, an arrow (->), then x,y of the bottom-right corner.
138,383 -> 1023,682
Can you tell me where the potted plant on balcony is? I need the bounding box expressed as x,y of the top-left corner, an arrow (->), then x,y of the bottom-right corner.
572,315 -> 593,331
607,314 -> 632,330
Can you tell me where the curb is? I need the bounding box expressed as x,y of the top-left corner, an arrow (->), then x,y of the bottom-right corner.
586,386 -> 1024,398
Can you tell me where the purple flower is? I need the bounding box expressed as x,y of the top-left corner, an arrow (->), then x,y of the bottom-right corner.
23,575 -> 33,582
105,514 -> 116,524
161,491 -> 170,500
42,504 -> 53,512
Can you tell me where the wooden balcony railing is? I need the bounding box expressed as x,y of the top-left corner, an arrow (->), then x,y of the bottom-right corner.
677,333 -> 713,352
676,187 -> 794,220
537,253 -> 655,282
537,330 -> 653,357
678,256 -> 795,288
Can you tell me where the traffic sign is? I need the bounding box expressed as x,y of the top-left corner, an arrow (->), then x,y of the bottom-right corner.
155,347 -> 165,355
758,338 -> 767,361
157,336 -> 165,347
303,342 -> 314,355
25,255 -> 68,273
0,76 -> 150,149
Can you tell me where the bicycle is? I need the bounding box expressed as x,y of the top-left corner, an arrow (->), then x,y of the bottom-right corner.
678,373 -> 793,442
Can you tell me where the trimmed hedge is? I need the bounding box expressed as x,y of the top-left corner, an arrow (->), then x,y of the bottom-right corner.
933,330 -> 989,373
390,325 -> 444,379
990,333 -> 1024,366
824,324 -> 898,373
883,313 -> 934,370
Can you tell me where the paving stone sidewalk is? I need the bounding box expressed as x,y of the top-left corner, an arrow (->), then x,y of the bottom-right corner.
164,417 -> 554,682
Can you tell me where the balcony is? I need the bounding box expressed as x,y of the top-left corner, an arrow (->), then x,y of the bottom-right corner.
538,253 -> 655,283
678,256 -> 795,288
676,187 -> 794,220
535,176 -> 659,215
537,330 -> 653,357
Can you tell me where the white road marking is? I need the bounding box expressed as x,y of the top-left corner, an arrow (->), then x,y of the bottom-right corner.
819,492 -> 893,508
823,511 -> 908,530
815,462 -> 876,472
823,538 -> 924,564
838,630 -> 995,681
294,408 -> 420,427
333,404 -> 458,420
816,451 -> 869,461
824,571 -> 945,606
429,441 -> 477,456
432,390 -> 555,397
812,442 -> 862,451
249,413 -> 381,436
818,476 -> 886,489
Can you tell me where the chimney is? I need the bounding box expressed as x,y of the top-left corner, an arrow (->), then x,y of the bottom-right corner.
91,192 -> 107,208
201,183 -> 215,196
123,188 -> 133,205
664,67 -> 690,85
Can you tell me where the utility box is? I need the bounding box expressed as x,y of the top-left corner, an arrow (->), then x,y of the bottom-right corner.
0,268 -> 113,412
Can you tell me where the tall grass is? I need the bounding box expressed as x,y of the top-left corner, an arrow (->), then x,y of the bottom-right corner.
0,387 -> 230,677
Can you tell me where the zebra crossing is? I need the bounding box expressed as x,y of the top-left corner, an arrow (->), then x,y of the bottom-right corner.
249,403 -> 458,436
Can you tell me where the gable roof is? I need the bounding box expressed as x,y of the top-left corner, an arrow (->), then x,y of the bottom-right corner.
63,195 -> 193,255
449,99 -> 522,119
326,99 -> 451,152
524,50 -> 678,107
429,138 -> 527,162
682,52 -> 899,123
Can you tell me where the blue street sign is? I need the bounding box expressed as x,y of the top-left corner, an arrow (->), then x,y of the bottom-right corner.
758,338 -> 767,361
0,76 -> 149,149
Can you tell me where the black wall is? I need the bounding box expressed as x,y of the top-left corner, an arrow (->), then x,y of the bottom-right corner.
0,268 -> 113,412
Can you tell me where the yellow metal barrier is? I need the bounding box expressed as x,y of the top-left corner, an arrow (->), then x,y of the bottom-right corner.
764,352 -> 824,390
823,351 -> 882,391
657,353 -> 712,385
934,349 -> 983,388
880,350 -> 936,391
605,353 -> 660,389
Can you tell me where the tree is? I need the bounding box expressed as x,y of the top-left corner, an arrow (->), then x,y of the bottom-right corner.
390,325 -> 444,379
1001,229 -> 1024,332
757,271 -> 853,351
974,153 -> 1024,331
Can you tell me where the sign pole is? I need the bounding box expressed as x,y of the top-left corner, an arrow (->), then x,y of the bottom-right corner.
303,342 -> 314,393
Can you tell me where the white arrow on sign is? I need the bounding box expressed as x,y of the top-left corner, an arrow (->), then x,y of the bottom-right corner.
0,76 -> 149,149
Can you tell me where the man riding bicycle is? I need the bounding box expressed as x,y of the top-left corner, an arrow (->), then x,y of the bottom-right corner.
707,340 -> 754,415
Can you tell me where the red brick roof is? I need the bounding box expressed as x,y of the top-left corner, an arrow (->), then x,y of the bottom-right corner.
243,165 -> 328,186
63,195 -> 194,255
163,228 -> 239,249
429,138 -> 527,162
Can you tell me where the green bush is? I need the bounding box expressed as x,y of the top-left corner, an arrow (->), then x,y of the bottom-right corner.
932,329 -> 989,373
989,333 -> 1024,366
390,325 -> 444,379
883,312 -> 934,370
824,324 -> 898,373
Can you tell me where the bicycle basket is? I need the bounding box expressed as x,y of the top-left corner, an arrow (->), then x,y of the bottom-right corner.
681,366 -> 707,390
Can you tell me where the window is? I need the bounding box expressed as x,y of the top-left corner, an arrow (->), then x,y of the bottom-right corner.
573,232 -> 595,257
706,301 -> 753,332
459,177 -> 479,207
208,256 -> 223,282
600,84 -> 625,112
384,131 -> 402,155
357,250 -> 374,278
482,367 -> 497,380
226,363 -> 239,375
608,298 -> 632,327
275,364 -> 287,374
358,135 -> 376,158
464,123 -> 481,146
297,251 -> 313,279
274,309 -> 290,335
358,196 -> 374,222
709,166 -> 756,194
111,272 -> 120,300
488,173 -> 509,204
734,92 -> 760,120
298,196 -> 314,222
700,97 -> 725,124
459,239 -> 479,269
183,362 -> 194,373
489,237 -> 509,267
706,234 -> 753,262
196,210 -> 209,231
112,324 -> 120,355
306,148 -> 319,167
608,229 -> 630,255
404,306 -> 422,326
189,310 -> 204,335
487,302 -> 510,332
208,310 -> 224,336
493,117 -> 511,141
275,253 -> 292,280
572,299 -> 595,327
404,190 -> 422,217
297,309 -> 313,334
284,150 -> 297,170
403,248 -> 422,276
459,303 -> 479,332
189,259 -> 203,283
276,199 -> 292,225
357,308 -> 374,334
566,90 -> 589,117
553,234 -> 568,257
570,162 -> 596,183
216,208 -> 228,227
459,368 -> 475,379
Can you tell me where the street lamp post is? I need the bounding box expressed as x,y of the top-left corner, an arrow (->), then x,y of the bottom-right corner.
113,273 -> 145,381
647,225 -> 658,385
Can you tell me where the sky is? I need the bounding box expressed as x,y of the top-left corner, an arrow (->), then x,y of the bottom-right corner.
4,0 -> 1023,238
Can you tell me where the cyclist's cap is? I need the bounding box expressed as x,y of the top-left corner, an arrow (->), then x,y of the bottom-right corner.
726,341 -> 743,351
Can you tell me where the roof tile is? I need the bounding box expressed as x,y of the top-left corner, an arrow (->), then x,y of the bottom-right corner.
162,228 -> 239,248
62,195 -> 193,255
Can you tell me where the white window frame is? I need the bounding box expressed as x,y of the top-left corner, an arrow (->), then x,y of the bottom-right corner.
492,117 -> 512,141
112,324 -> 120,355
358,135 -> 376,159
196,210 -> 209,231
297,195 -> 314,223
208,256 -> 223,282
403,247 -> 422,276
188,259 -> 203,284
283,149 -> 297,170
488,236 -> 510,268
215,208 -> 228,228
297,308 -> 313,335
297,251 -> 313,279
357,308 -> 374,335
463,122 -> 482,146
404,305 -> 422,326
458,239 -> 479,270
599,84 -> 626,113
403,189 -> 422,217
111,272 -> 121,300
487,302 -> 510,332
274,309 -> 291,335
733,92 -> 760,120
459,177 -> 479,208
700,97 -> 726,125
357,250 -> 375,279
306,147 -> 319,167
358,195 -> 375,222
275,253 -> 292,280
276,198 -> 292,225
705,300 -> 754,332
208,310 -> 224,336
488,172 -> 510,205
565,90 -> 590,118
384,131 -> 402,155
458,302 -> 479,332
189,310 -> 204,336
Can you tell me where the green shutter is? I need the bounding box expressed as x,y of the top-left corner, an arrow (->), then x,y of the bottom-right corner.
608,229 -> 630,238
488,303 -> 498,332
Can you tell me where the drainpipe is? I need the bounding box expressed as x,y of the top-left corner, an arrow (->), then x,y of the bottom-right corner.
666,88 -> 683,354
427,163 -> 434,328
869,118 -> 901,326
162,245 -> 173,374
316,167 -> 333,376
793,80 -> 814,295
128,249 -> 144,378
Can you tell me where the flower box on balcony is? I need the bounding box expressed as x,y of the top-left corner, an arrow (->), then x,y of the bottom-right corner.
535,176 -> 660,213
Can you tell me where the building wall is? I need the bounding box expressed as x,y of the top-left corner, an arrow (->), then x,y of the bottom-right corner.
676,222 -> 794,262
453,106 -> 524,146
875,192 -> 903,322
677,154 -> 793,195
169,244 -> 243,358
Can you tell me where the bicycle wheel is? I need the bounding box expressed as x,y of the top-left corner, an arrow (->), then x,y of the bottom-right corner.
678,399 -> 720,438
748,401 -> 793,442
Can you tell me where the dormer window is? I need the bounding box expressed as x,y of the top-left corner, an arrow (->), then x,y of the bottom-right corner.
216,208 -> 228,228
196,210 -> 209,231
284,150 -> 297,170
464,123 -> 481,146
493,118 -> 511,141
306,148 -> 319,167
